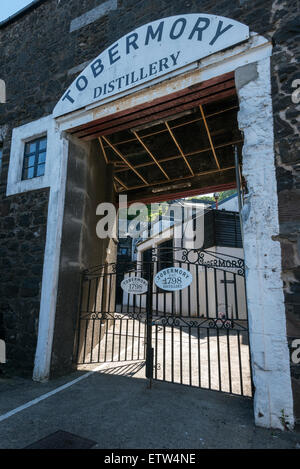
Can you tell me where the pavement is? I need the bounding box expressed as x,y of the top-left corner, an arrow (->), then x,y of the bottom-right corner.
0,360 -> 299,449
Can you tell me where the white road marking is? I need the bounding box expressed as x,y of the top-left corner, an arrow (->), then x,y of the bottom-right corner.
0,341 -> 140,423
0,363 -> 106,423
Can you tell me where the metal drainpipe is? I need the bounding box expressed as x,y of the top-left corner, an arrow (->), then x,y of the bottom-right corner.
234,146 -> 244,246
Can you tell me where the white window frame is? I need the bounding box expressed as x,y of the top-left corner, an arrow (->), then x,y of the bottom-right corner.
6,115 -> 57,196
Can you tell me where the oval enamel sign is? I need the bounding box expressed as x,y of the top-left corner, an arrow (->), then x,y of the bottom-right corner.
155,267 -> 193,291
121,277 -> 148,295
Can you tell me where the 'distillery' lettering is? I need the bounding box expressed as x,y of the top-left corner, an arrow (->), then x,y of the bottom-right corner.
62,16 -> 234,104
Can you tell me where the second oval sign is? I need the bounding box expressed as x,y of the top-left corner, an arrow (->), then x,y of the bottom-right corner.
154,267 -> 193,292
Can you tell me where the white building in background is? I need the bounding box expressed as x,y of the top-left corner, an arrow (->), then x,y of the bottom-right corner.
122,194 -> 246,319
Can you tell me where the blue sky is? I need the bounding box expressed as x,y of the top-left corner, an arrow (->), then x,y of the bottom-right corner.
0,0 -> 34,22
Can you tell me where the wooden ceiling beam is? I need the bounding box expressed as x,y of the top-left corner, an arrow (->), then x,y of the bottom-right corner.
98,136 -> 109,164
114,175 -> 129,190
165,121 -> 194,176
199,105 -> 221,170
77,87 -> 236,141
114,166 -> 236,193
132,130 -> 170,180
114,139 -> 243,174
102,105 -> 239,148
102,136 -> 149,186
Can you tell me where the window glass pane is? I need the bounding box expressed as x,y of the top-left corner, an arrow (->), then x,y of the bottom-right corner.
36,164 -> 45,177
25,142 -> 37,154
39,138 -> 47,151
38,151 -> 46,164
24,155 -> 35,168
22,137 -> 47,180
24,167 -> 35,179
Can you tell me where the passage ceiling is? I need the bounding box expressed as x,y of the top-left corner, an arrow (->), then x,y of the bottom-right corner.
69,72 -> 243,203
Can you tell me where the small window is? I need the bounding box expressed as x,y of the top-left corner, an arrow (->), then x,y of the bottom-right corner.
22,137 -> 47,180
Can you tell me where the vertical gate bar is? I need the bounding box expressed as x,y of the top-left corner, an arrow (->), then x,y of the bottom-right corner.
237,330 -> 244,395
171,263 -> 175,382
104,315 -> 109,363
205,266 -> 209,318
163,320 -> 166,381
131,313 -> 135,360
189,325 -> 192,386
137,312 -> 141,360
180,325 -> 183,384
197,326 -> 201,387
216,328 -> 222,391
90,277 -> 98,363
75,273 -> 84,364
107,273 -> 112,313
171,322 -> 174,383
143,316 -> 147,360
83,279 -> 92,363
187,263 -> 191,317
98,271 -> 106,362
125,319 -> 129,361
111,317 -> 116,361
132,279 -> 137,359
196,265 -> 200,317
227,329 -> 232,394
118,318 -> 122,361
146,262 -> 154,384
224,271 -> 229,318
233,273 -> 239,319
207,328 -> 211,389
155,324 -> 158,380
214,269 -> 218,318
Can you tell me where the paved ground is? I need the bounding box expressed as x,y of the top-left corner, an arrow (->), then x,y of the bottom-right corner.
0,361 -> 299,449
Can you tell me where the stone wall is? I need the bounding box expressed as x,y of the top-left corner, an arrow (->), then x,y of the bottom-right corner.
0,187 -> 49,376
0,0 -> 299,415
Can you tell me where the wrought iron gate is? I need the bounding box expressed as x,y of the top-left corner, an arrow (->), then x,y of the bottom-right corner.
74,248 -> 252,398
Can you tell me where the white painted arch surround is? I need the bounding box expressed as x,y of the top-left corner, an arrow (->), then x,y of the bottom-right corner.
7,31 -> 294,430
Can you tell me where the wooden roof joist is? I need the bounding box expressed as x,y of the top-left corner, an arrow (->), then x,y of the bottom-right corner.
69,72 -> 235,141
